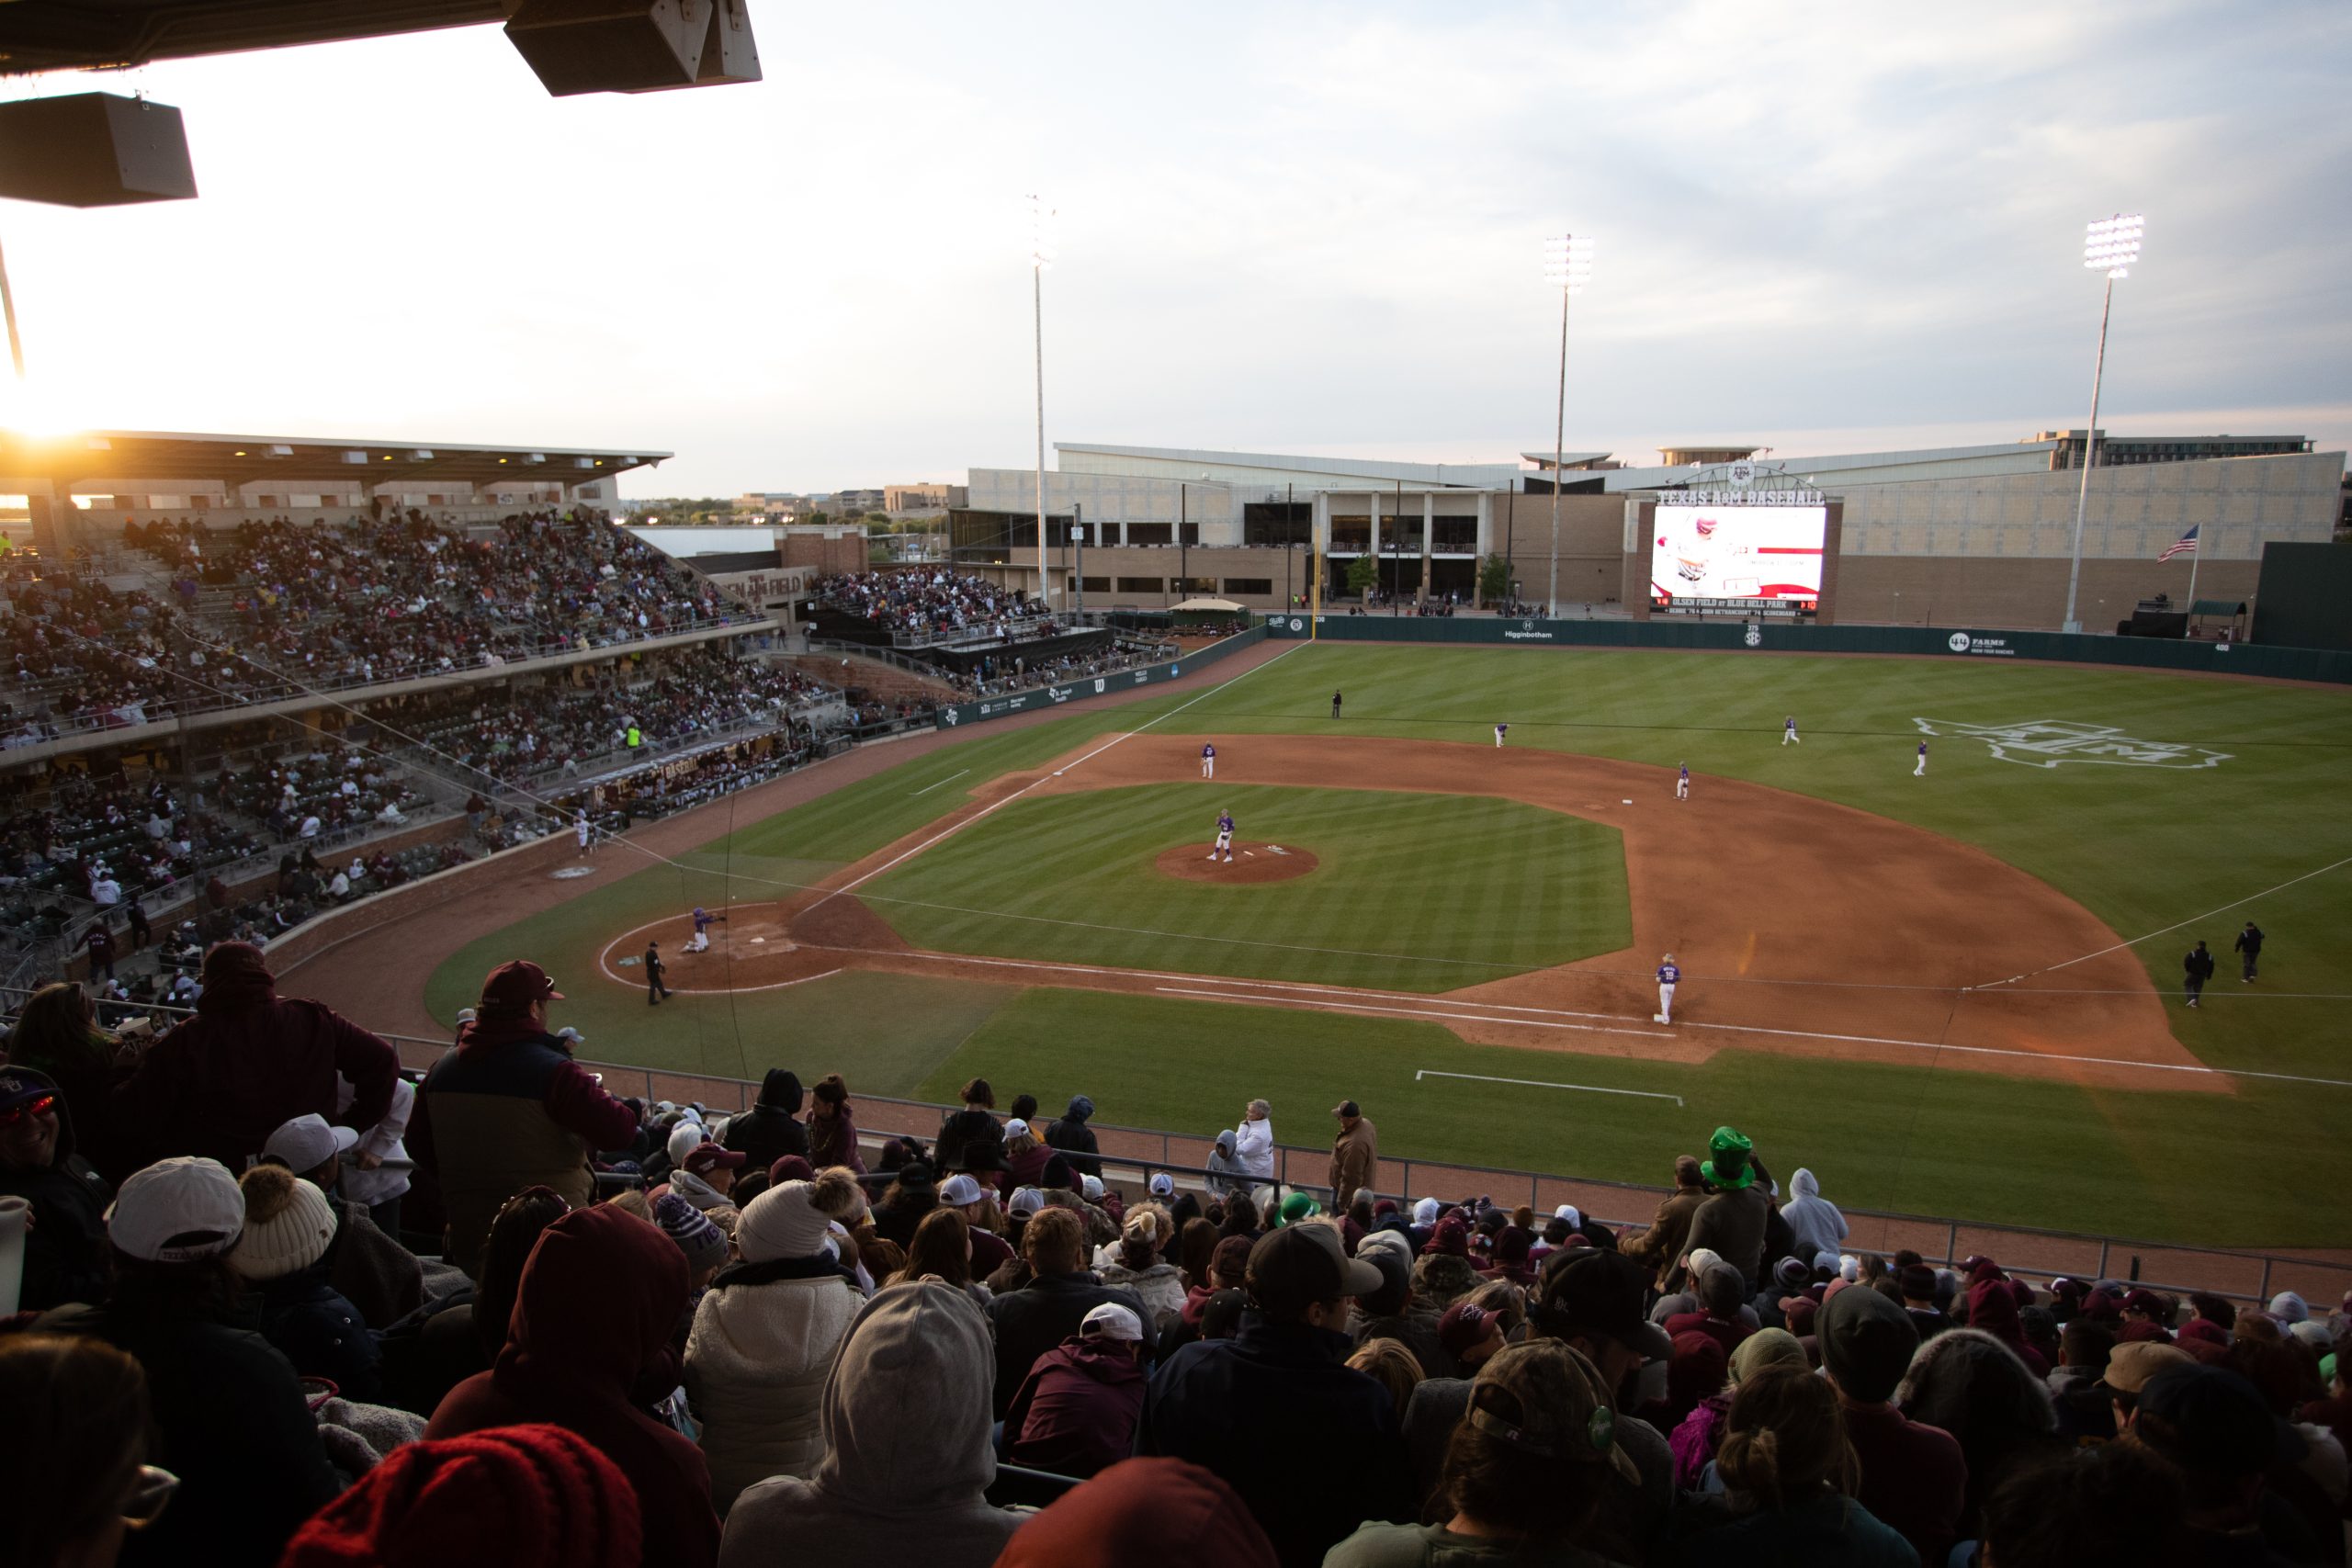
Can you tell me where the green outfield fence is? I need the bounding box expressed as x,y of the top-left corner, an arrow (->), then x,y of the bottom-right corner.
1263,614 -> 2352,682
930,625 -> 1270,730
361,1032 -> 2351,1314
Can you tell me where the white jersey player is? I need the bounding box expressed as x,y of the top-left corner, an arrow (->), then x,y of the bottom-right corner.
1201,741 -> 1216,779
1494,723 -> 1510,748
1656,953 -> 1681,1025
1211,809 -> 1235,863
575,809 -> 593,855
1783,716 -> 1799,746
1915,739 -> 1928,777
1675,762 -> 1690,801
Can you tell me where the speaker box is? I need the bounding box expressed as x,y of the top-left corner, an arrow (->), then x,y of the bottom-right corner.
505,0 -> 759,96
0,94 -> 198,209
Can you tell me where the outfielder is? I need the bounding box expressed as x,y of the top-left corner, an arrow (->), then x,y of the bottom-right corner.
1914,739 -> 1928,777
1201,741 -> 1216,779
1655,953 -> 1680,1024
1676,762 -> 1690,801
1494,723 -> 1509,749
1211,808 -> 1236,863
1783,716 -> 1799,746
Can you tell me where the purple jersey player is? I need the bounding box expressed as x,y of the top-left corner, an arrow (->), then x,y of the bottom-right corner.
1656,953 -> 1681,1024
1201,741 -> 1216,779
1210,809 -> 1236,863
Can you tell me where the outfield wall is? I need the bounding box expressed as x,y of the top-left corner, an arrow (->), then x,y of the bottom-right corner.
930,626 -> 1271,729
1262,615 -> 2352,683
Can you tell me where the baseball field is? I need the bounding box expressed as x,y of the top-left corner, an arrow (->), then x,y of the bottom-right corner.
352,638 -> 2351,1248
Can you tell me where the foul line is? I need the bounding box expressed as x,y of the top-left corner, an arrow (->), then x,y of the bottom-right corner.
908,768 -> 970,796
1152,987 -> 1673,1043
1417,1068 -> 1684,1107
805,640 -> 1301,912
1973,851 -> 2352,991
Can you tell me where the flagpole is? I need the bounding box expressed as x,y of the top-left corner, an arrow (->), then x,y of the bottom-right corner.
2185,525 -> 2202,627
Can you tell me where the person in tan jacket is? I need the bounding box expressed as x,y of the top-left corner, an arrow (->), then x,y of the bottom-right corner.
1618,1154 -> 1708,1292
1328,1100 -> 1378,1205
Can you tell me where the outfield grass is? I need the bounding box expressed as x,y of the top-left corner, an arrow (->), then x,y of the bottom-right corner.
420,643 -> 2352,1245
860,782 -> 1631,990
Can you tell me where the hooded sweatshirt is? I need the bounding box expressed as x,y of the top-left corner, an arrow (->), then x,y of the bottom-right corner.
1042,1094 -> 1102,1177
1778,1168 -> 1849,1264
427,1204 -> 720,1568
685,1249 -> 865,1511
0,1065 -> 113,1311
720,1281 -> 1022,1568
113,947 -> 398,1173
724,1069 -> 810,1170
1205,1129 -> 1255,1199
1005,1332 -> 1150,1477
995,1457 -> 1279,1568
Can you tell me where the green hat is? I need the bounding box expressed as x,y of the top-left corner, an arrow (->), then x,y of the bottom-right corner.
1273,1191 -> 1321,1228
1701,1125 -> 1755,1190
2324,1352 -> 2337,1385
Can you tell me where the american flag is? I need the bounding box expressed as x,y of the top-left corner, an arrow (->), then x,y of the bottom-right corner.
2158,525 -> 2199,562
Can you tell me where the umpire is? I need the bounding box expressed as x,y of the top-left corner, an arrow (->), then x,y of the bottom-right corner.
2234,920 -> 2265,983
645,940 -> 673,1006
2183,941 -> 2216,1009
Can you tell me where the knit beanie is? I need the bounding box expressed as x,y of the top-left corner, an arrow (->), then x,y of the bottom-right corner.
277,1423 -> 641,1568
665,1121 -> 706,1167
737,1180 -> 833,1263
1820,1278 -> 1920,1404
230,1163 -> 338,1281
652,1191 -> 728,1278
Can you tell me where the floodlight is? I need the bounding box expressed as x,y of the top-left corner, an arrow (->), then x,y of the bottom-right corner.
1542,233 -> 1595,293
2083,213 -> 2143,278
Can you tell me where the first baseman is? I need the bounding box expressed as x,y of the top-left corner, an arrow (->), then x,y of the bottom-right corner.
1211,808 -> 1236,863
1201,741 -> 1216,779
1676,762 -> 1690,801
1655,953 -> 1680,1024
1783,716 -> 1799,746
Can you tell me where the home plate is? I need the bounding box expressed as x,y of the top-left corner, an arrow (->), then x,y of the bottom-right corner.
751,937 -> 765,943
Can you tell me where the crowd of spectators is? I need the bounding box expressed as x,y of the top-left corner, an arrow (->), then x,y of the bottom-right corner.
817,570 -> 1046,642
943,636 -> 1177,702
0,773 -> 265,925
2,558 -> 191,742
211,749 -> 424,849
1,990 -> 2344,1568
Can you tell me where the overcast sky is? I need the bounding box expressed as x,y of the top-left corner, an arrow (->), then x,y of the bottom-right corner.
2,0 -> 2346,494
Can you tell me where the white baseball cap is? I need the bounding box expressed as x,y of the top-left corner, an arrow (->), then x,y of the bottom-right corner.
1080,1174 -> 1105,1201
262,1113 -> 358,1175
1148,1172 -> 1175,1197
1080,1302 -> 1143,1341
107,1156 -> 246,1262
939,1173 -> 986,1206
1003,1118 -> 1030,1137
1008,1187 -> 1046,1218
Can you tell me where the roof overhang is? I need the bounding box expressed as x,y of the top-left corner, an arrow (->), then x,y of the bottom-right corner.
0,429 -> 669,491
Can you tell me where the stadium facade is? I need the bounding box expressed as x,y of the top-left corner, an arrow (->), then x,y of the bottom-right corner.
950,433 -> 2345,629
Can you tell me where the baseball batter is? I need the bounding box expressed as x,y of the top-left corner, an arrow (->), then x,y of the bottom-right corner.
575,809 -> 593,856
1201,741 -> 1216,779
1210,809 -> 1236,863
684,904 -> 723,953
1494,723 -> 1509,748
1675,762 -> 1690,801
1783,716 -> 1799,746
1915,739 -> 1928,777
1656,953 -> 1681,1025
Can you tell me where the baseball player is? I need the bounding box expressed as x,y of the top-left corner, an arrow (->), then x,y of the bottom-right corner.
575,809 -> 594,856
1782,716 -> 1799,746
1201,741 -> 1216,779
1331,690 -> 1343,720
1210,809 -> 1236,863
684,905 -> 724,953
1914,739 -> 1928,777
2234,920 -> 2264,982
1494,723 -> 1510,749
1675,762 -> 1690,801
1655,953 -> 1681,1024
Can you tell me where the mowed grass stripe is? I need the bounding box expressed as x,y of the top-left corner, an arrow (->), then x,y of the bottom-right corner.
860,783 -> 1631,990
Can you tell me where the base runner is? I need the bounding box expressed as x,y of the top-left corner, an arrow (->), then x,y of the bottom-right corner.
1210,809 -> 1236,863
1655,953 -> 1681,1025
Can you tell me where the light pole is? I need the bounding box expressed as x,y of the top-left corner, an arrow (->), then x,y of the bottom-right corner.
1028,195 -> 1057,611
1542,232 -> 1593,620
2061,212 -> 2143,635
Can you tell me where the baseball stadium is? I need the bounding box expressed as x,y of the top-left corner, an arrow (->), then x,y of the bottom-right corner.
5,6 -> 2352,1562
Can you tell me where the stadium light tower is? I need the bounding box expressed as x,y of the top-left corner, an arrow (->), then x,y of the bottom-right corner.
2061,212 -> 2143,635
1028,196 -> 1057,611
1542,232 -> 1594,619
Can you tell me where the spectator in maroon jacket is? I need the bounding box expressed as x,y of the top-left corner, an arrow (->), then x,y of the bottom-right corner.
1819,1280 -> 1965,1565
112,942 -> 397,1174
1004,1301 -> 1152,1477
427,1203 -> 718,1568
409,961 -> 639,1277
1664,1261 -> 1757,1358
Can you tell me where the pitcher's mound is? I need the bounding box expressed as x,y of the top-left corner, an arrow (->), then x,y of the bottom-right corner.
1155,843 -> 1319,884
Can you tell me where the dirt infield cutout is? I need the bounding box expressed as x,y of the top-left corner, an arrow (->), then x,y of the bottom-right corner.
1152,841 -> 1320,884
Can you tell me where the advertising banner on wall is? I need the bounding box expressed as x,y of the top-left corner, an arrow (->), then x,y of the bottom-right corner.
1649,502 -> 1826,615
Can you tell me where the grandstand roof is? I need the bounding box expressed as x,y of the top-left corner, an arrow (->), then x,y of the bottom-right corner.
0,429 -> 669,489
0,1 -> 502,74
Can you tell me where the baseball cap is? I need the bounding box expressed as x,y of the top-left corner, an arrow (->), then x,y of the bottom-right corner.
1148,1172 -> 1174,1197
0,1066 -> 59,1120
1820,1280 -> 1920,1404
2135,1363 -> 2302,1475
1272,1190 -> 1321,1228
1080,1302 -> 1143,1342
262,1112 -> 359,1175
1466,1341 -> 1643,1486
939,1173 -> 986,1206
1008,1187 -> 1046,1218
107,1156 -> 247,1262
1080,1174 -> 1105,1201
1534,1248 -> 1673,1360
1248,1222 -> 1383,1314
480,960 -> 564,1010
1438,1301 -> 1499,1359
1211,1234 -> 1254,1283
684,1142 -> 747,1178
2100,1340 -> 2193,1395
1332,1100 -> 1360,1119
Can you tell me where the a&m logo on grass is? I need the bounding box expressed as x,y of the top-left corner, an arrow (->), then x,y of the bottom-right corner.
1911,717 -> 2231,770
